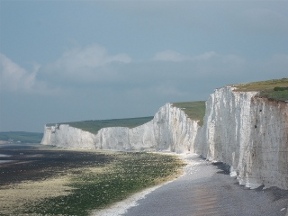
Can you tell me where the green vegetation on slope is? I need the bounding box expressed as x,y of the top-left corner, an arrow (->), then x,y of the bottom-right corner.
48,116 -> 154,134
234,78 -> 288,102
24,152 -> 184,216
0,131 -> 43,143
172,101 -> 206,126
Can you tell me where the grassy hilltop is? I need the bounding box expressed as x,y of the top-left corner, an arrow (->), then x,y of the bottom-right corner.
172,101 -> 206,126
49,101 -> 207,133
234,78 -> 288,102
172,78 -> 288,126
48,116 -> 154,134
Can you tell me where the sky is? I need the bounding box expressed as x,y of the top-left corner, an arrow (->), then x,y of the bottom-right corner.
0,0 -> 288,132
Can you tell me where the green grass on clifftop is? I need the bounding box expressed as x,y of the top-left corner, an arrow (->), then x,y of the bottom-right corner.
52,116 -> 154,134
234,78 -> 288,102
172,101 -> 206,126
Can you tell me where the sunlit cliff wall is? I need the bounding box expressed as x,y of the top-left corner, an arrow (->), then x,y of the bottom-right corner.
41,103 -> 200,153
195,86 -> 288,189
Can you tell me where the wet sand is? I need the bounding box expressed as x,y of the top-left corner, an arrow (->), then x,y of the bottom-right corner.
0,144 -> 116,215
0,144 -> 112,186
93,154 -> 288,216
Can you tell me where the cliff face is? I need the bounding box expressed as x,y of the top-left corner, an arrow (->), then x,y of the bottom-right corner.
41,86 -> 288,189
196,86 -> 288,189
41,124 -> 97,149
248,98 -> 288,189
41,103 -> 200,153
196,86 -> 260,188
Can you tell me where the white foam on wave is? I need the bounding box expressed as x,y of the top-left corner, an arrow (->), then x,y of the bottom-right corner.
0,154 -> 12,164
0,154 -> 11,157
90,184 -> 163,216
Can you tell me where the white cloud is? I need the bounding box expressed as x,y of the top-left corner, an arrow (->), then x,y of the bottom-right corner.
192,51 -> 217,61
45,44 -> 132,82
153,50 -> 245,71
0,53 -> 61,95
58,44 -> 131,68
0,53 -> 37,92
153,50 -> 223,62
153,50 -> 190,62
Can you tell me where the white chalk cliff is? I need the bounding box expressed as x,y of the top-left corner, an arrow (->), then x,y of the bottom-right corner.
196,86 -> 288,189
41,104 -> 199,153
41,85 -> 288,189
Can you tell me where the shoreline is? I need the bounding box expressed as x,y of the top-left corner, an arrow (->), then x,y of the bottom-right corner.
91,182 -> 166,216
90,153 -> 199,216
92,153 -> 288,216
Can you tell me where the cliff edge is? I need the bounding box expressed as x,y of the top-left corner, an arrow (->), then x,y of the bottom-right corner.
41,103 -> 201,153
